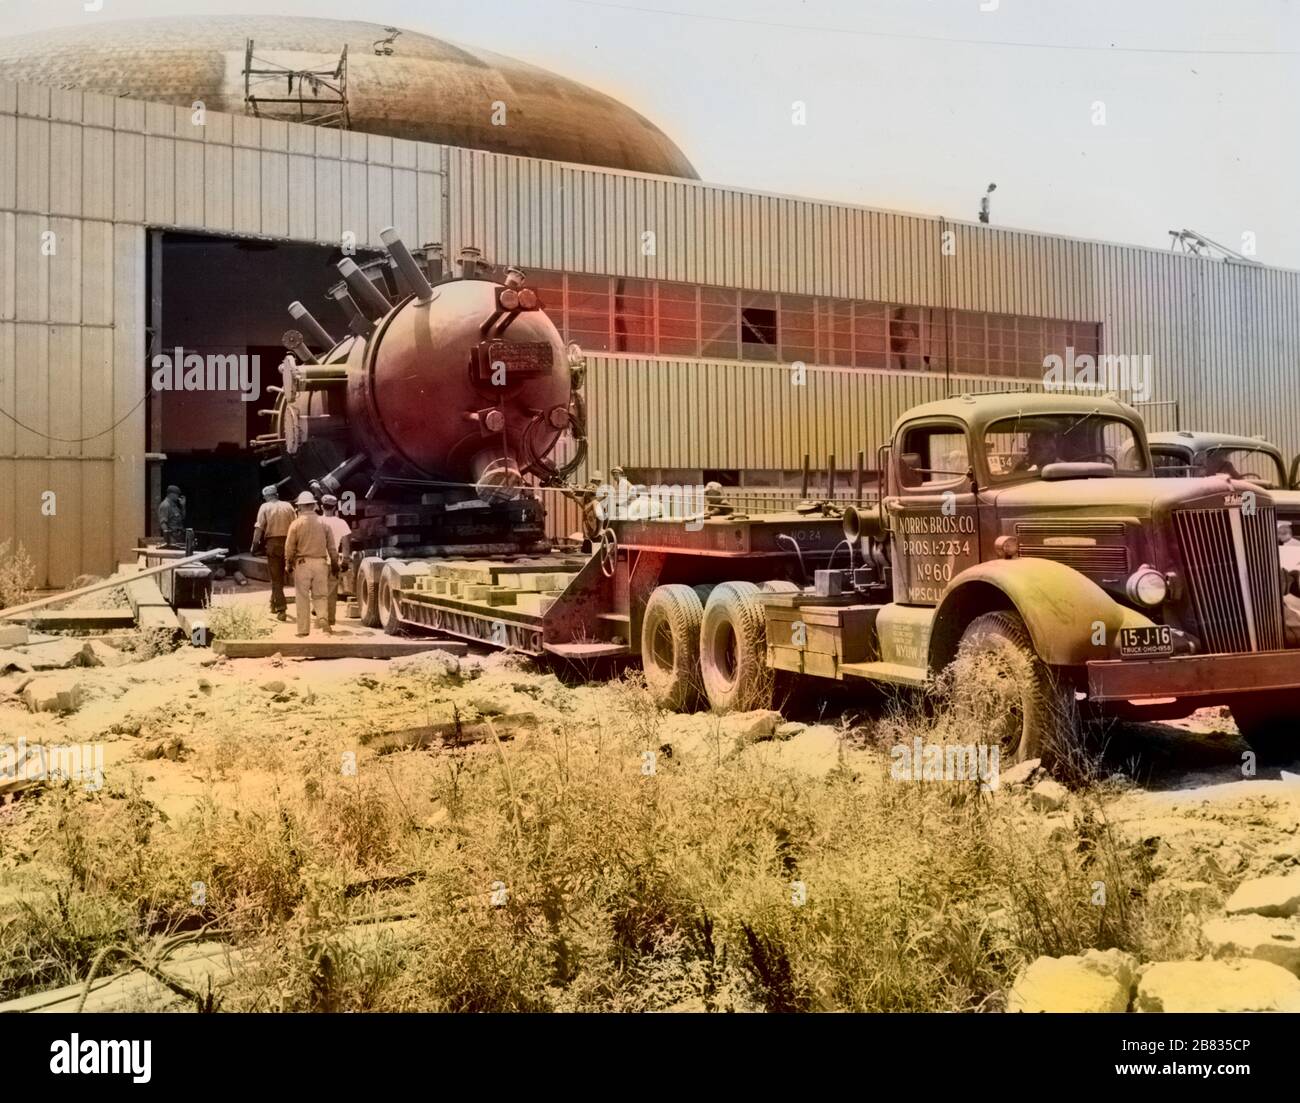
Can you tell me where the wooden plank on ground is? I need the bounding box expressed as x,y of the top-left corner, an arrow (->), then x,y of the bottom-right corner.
212,637 -> 469,660
5,609 -> 135,630
0,941 -> 239,1013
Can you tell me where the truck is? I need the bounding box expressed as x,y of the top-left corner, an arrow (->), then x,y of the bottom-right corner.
253,226 -> 1300,769
373,391 -> 1300,767
1146,430 -> 1300,532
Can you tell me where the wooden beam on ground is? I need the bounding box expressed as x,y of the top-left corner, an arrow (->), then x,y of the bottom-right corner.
0,550 -> 227,621
212,637 -> 469,660
4,609 -> 137,630
125,573 -> 180,630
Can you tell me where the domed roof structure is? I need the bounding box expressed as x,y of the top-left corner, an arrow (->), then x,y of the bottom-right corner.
0,15 -> 697,179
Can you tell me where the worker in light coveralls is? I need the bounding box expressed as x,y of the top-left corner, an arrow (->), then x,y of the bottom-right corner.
320,493 -> 352,627
284,491 -> 338,637
251,484 -> 296,620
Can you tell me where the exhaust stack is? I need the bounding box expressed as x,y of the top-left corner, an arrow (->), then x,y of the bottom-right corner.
381,226 -> 434,302
288,301 -> 336,351
337,257 -> 393,320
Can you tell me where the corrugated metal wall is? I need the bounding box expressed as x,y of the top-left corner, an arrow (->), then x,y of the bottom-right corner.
2,77 -> 1298,584
0,80 -> 445,585
447,148 -> 1300,475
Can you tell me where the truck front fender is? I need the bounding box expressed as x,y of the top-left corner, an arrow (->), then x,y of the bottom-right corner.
929,557 -> 1155,669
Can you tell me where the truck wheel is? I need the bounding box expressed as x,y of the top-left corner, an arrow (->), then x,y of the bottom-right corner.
954,610 -> 1074,766
760,580 -> 800,593
1230,694 -> 1300,765
357,557 -> 384,628
700,581 -> 773,713
641,584 -> 705,711
378,562 -> 405,636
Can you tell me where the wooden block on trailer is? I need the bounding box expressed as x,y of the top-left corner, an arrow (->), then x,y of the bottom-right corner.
515,591 -> 560,616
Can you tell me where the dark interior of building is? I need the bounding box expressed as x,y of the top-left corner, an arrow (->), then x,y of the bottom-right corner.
148,232 -> 381,552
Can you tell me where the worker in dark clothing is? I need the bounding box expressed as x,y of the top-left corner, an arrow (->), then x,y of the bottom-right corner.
251,484 -> 297,620
158,485 -> 186,547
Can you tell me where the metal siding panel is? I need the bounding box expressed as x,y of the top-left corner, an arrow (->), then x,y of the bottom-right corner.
113,131 -> 144,223
81,324 -> 114,460
0,213 -> 13,322
16,117 -> 50,212
112,222 -> 145,575
174,139 -> 205,227
16,213 -> 48,322
48,326 -> 80,461
0,114 -> 14,212
315,158 -> 342,244
391,168 -> 416,246
14,320 -> 49,459
341,160 -> 368,245
210,143 -> 245,250
415,169 -> 438,253
0,322 -> 12,457
232,147 -> 261,235
261,150 -> 289,238
366,164 -> 393,240
49,121 -> 82,217
48,217 -> 81,324
145,135 -> 175,226
288,154 -> 316,240
81,127 -> 114,221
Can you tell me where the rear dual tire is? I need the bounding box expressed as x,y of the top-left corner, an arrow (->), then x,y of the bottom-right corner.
640,580 -> 776,713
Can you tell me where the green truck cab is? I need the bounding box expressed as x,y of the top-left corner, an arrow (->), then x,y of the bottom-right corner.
663,392 -> 1300,766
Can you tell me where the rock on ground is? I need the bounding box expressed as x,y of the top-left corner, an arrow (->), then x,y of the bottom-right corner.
1135,959 -> 1300,1012
1006,949 -> 1137,1013
1000,757 -> 1042,788
1028,778 -> 1069,812
1202,915 -> 1300,976
1224,871 -> 1300,918
721,710 -> 783,743
21,673 -> 88,714
77,640 -> 127,668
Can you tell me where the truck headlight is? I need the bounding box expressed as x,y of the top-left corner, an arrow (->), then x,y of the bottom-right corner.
1126,566 -> 1167,607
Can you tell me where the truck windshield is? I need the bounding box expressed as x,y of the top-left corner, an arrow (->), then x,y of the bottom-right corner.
983,414 -> 1146,482
1199,447 -> 1284,488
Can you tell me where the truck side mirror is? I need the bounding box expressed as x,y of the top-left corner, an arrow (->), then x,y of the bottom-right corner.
1289,453 -> 1300,491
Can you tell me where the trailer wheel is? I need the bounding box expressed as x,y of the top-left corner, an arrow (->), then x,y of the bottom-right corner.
1229,694 -> 1300,764
952,610 -> 1074,767
378,562 -> 405,636
357,557 -> 384,628
759,580 -> 800,594
640,584 -> 705,711
700,581 -> 773,713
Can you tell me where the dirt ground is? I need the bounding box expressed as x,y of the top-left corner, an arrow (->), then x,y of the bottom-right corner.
2,586 -> 1299,1010
3,591 -> 1296,881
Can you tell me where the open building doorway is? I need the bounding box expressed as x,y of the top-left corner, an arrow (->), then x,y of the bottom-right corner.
146,231 -> 380,552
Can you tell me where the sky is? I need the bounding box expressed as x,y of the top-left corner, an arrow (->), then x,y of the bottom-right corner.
3,0 -> 1298,267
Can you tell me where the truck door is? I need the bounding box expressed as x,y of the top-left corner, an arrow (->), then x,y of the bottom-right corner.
886,419 -> 981,605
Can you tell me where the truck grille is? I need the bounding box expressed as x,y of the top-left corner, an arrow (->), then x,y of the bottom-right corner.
1173,505 -> 1284,653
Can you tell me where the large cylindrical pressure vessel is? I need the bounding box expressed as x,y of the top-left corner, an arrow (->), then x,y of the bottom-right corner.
262,231 -> 581,522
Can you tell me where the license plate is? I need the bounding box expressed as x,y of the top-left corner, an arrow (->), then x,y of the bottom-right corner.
1118,625 -> 1173,657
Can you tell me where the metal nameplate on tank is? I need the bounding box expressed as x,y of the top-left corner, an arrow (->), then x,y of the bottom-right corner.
474,340 -> 554,380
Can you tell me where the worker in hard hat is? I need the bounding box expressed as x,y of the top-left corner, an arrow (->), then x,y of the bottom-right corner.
158,485 -> 186,547
250,484 -> 296,621
284,491 -> 339,637
320,493 -> 352,627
